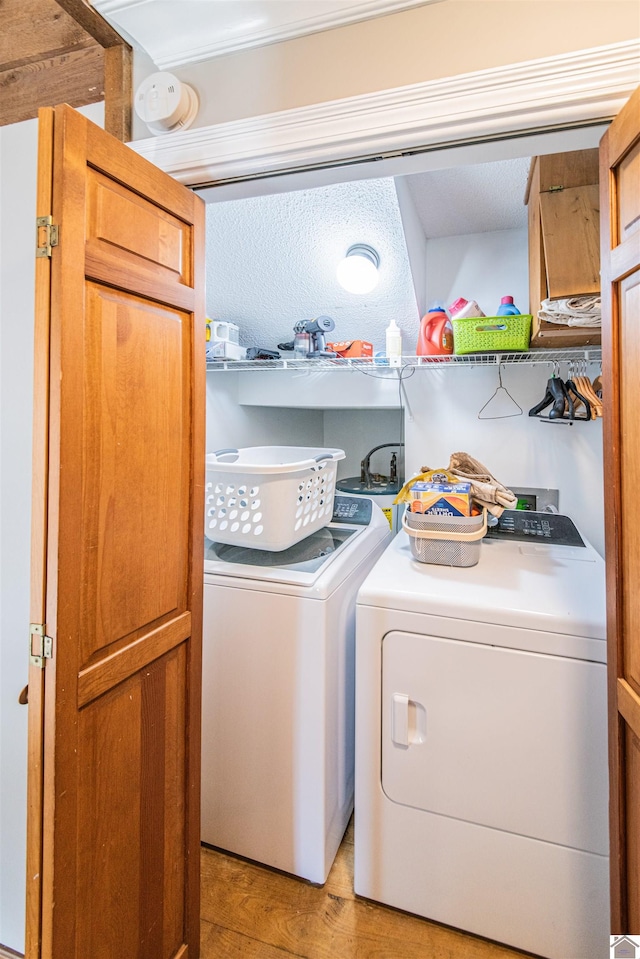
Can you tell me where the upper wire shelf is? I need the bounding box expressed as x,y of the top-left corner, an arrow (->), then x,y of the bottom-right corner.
206,347 -> 602,373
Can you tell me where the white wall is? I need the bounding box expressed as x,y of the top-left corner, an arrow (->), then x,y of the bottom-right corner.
425,228 -> 529,318
236,368 -> 403,410
206,378 -> 404,491
323,410 -> 403,482
402,363 -> 604,555
408,226 -> 604,554
0,115 -> 38,955
0,102 -> 104,956
130,1 -> 640,137
394,177 -> 428,320
206,374 -> 326,453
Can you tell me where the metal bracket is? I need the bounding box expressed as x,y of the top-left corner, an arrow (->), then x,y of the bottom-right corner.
36,215 -> 59,258
30,623 -> 53,668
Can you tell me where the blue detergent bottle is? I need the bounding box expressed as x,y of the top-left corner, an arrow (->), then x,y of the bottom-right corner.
496,296 -> 521,316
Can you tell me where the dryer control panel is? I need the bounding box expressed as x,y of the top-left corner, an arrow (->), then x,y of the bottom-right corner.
486,510 -> 586,547
332,494 -> 373,526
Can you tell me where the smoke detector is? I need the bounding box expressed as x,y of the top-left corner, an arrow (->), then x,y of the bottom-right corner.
134,71 -> 199,135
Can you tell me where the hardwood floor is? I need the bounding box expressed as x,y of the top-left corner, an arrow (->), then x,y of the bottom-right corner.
200,820 -> 536,959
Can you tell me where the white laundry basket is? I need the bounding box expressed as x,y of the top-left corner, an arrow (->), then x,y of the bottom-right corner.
205,446 -> 345,551
402,508 -> 487,567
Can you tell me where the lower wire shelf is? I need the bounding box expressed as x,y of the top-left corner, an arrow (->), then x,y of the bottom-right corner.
206,347 -> 602,373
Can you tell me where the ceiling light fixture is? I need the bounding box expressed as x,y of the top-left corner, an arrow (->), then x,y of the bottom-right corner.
336,244 -> 380,294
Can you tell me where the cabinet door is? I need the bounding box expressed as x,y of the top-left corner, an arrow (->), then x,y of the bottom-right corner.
539,184 -> 600,296
527,148 -> 602,347
26,104 -> 205,959
601,84 -> 640,934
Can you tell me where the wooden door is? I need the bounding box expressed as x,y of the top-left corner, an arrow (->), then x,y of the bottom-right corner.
26,104 -> 205,959
600,85 -> 640,933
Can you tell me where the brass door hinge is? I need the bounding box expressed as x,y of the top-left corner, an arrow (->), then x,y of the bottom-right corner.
35,215 -> 59,258
30,623 -> 53,668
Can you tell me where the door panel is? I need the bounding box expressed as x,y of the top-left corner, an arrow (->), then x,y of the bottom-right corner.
27,104 -> 205,958
80,283 -> 188,655
620,271 -> 640,694
618,141 -> 640,243
86,169 -> 193,288
626,730 -> 640,932
75,646 -> 187,959
600,84 -> 640,933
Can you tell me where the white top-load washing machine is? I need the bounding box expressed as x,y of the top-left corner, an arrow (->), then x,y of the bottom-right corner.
354,510 -> 608,959
202,494 -> 391,884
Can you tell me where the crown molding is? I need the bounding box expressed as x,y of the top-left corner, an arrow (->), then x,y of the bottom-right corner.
130,41 -> 640,186
94,0 -> 147,11
93,0 -> 440,68
0,944 -> 23,959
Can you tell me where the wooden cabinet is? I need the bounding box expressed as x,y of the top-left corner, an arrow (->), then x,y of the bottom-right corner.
525,149 -> 601,347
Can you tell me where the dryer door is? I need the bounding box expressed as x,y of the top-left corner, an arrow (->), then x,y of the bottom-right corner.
381,630 -> 608,855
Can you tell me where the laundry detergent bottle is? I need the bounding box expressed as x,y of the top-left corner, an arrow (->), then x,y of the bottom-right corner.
416,304 -> 454,356
496,296 -> 521,316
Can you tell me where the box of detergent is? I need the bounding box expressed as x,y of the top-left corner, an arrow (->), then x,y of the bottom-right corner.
410,481 -> 472,516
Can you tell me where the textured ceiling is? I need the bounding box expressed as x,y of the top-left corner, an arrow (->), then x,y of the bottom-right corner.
204,158 -> 531,354
205,177 -> 420,355
405,157 -> 530,238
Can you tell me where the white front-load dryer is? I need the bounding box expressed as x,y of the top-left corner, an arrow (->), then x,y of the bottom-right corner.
202,495 -> 390,884
354,510 -> 608,959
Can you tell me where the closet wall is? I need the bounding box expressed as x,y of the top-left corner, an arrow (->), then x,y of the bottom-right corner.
0,114 -> 37,955
205,375 -> 403,484
405,226 -> 603,555
205,375 -> 326,453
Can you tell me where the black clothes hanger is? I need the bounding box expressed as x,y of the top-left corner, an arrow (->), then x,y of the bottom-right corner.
529,376 -> 592,422
529,377 -> 572,420
564,379 -> 592,420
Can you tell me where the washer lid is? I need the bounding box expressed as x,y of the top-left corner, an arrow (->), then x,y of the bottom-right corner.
204,524 -> 367,588
357,529 -> 606,642
206,525 -> 355,571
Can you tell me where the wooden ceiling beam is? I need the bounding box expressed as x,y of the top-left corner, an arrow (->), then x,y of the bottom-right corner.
0,0 -> 132,139
0,0 -> 91,71
53,0 -> 128,48
104,43 -> 132,143
2,40 -> 96,75
0,43 -> 105,127
53,0 -> 133,139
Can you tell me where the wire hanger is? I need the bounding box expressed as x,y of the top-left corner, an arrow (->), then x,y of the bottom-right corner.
478,364 -> 523,419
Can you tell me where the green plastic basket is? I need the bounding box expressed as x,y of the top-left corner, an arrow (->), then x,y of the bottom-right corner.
452,314 -> 532,354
